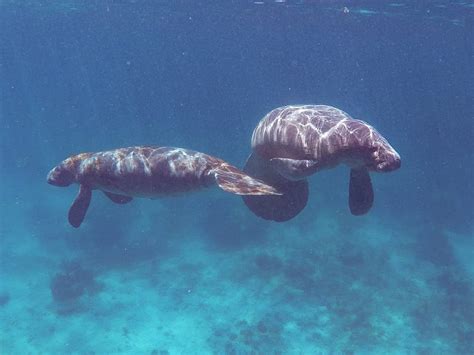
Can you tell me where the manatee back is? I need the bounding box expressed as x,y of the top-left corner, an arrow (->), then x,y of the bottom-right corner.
251,105 -> 377,165
78,147 -> 213,195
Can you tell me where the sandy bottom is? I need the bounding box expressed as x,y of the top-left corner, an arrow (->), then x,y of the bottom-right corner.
0,184 -> 473,354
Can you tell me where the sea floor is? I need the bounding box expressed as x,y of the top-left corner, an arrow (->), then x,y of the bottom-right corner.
0,181 -> 473,354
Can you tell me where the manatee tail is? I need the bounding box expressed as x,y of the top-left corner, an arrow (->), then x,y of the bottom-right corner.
241,153 -> 309,222
68,184 -> 92,228
349,168 -> 374,215
213,163 -> 281,196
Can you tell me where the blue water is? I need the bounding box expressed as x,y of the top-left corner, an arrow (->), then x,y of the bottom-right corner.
1,1 -> 473,353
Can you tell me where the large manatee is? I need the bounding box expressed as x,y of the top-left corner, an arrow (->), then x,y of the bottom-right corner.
242,105 -> 401,221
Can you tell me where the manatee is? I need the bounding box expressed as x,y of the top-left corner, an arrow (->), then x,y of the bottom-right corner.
47,146 -> 280,228
242,105 -> 401,221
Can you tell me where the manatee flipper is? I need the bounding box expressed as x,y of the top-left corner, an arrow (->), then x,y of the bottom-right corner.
103,191 -> 133,204
213,163 -> 281,196
242,153 -> 309,222
269,158 -> 319,181
349,168 -> 374,215
68,185 -> 92,228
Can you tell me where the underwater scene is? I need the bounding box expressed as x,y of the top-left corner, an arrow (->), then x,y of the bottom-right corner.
1,1 -> 473,354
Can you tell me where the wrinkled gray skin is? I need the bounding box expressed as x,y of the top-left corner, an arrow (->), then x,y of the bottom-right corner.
242,105 -> 401,221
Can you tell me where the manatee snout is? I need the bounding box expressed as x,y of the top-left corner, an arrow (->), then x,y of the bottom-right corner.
373,147 -> 401,172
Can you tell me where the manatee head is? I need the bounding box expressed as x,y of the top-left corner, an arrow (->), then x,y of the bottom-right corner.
369,136 -> 401,173
47,158 -> 76,187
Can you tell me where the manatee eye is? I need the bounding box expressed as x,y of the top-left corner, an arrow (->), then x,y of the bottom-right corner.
371,148 -> 380,161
